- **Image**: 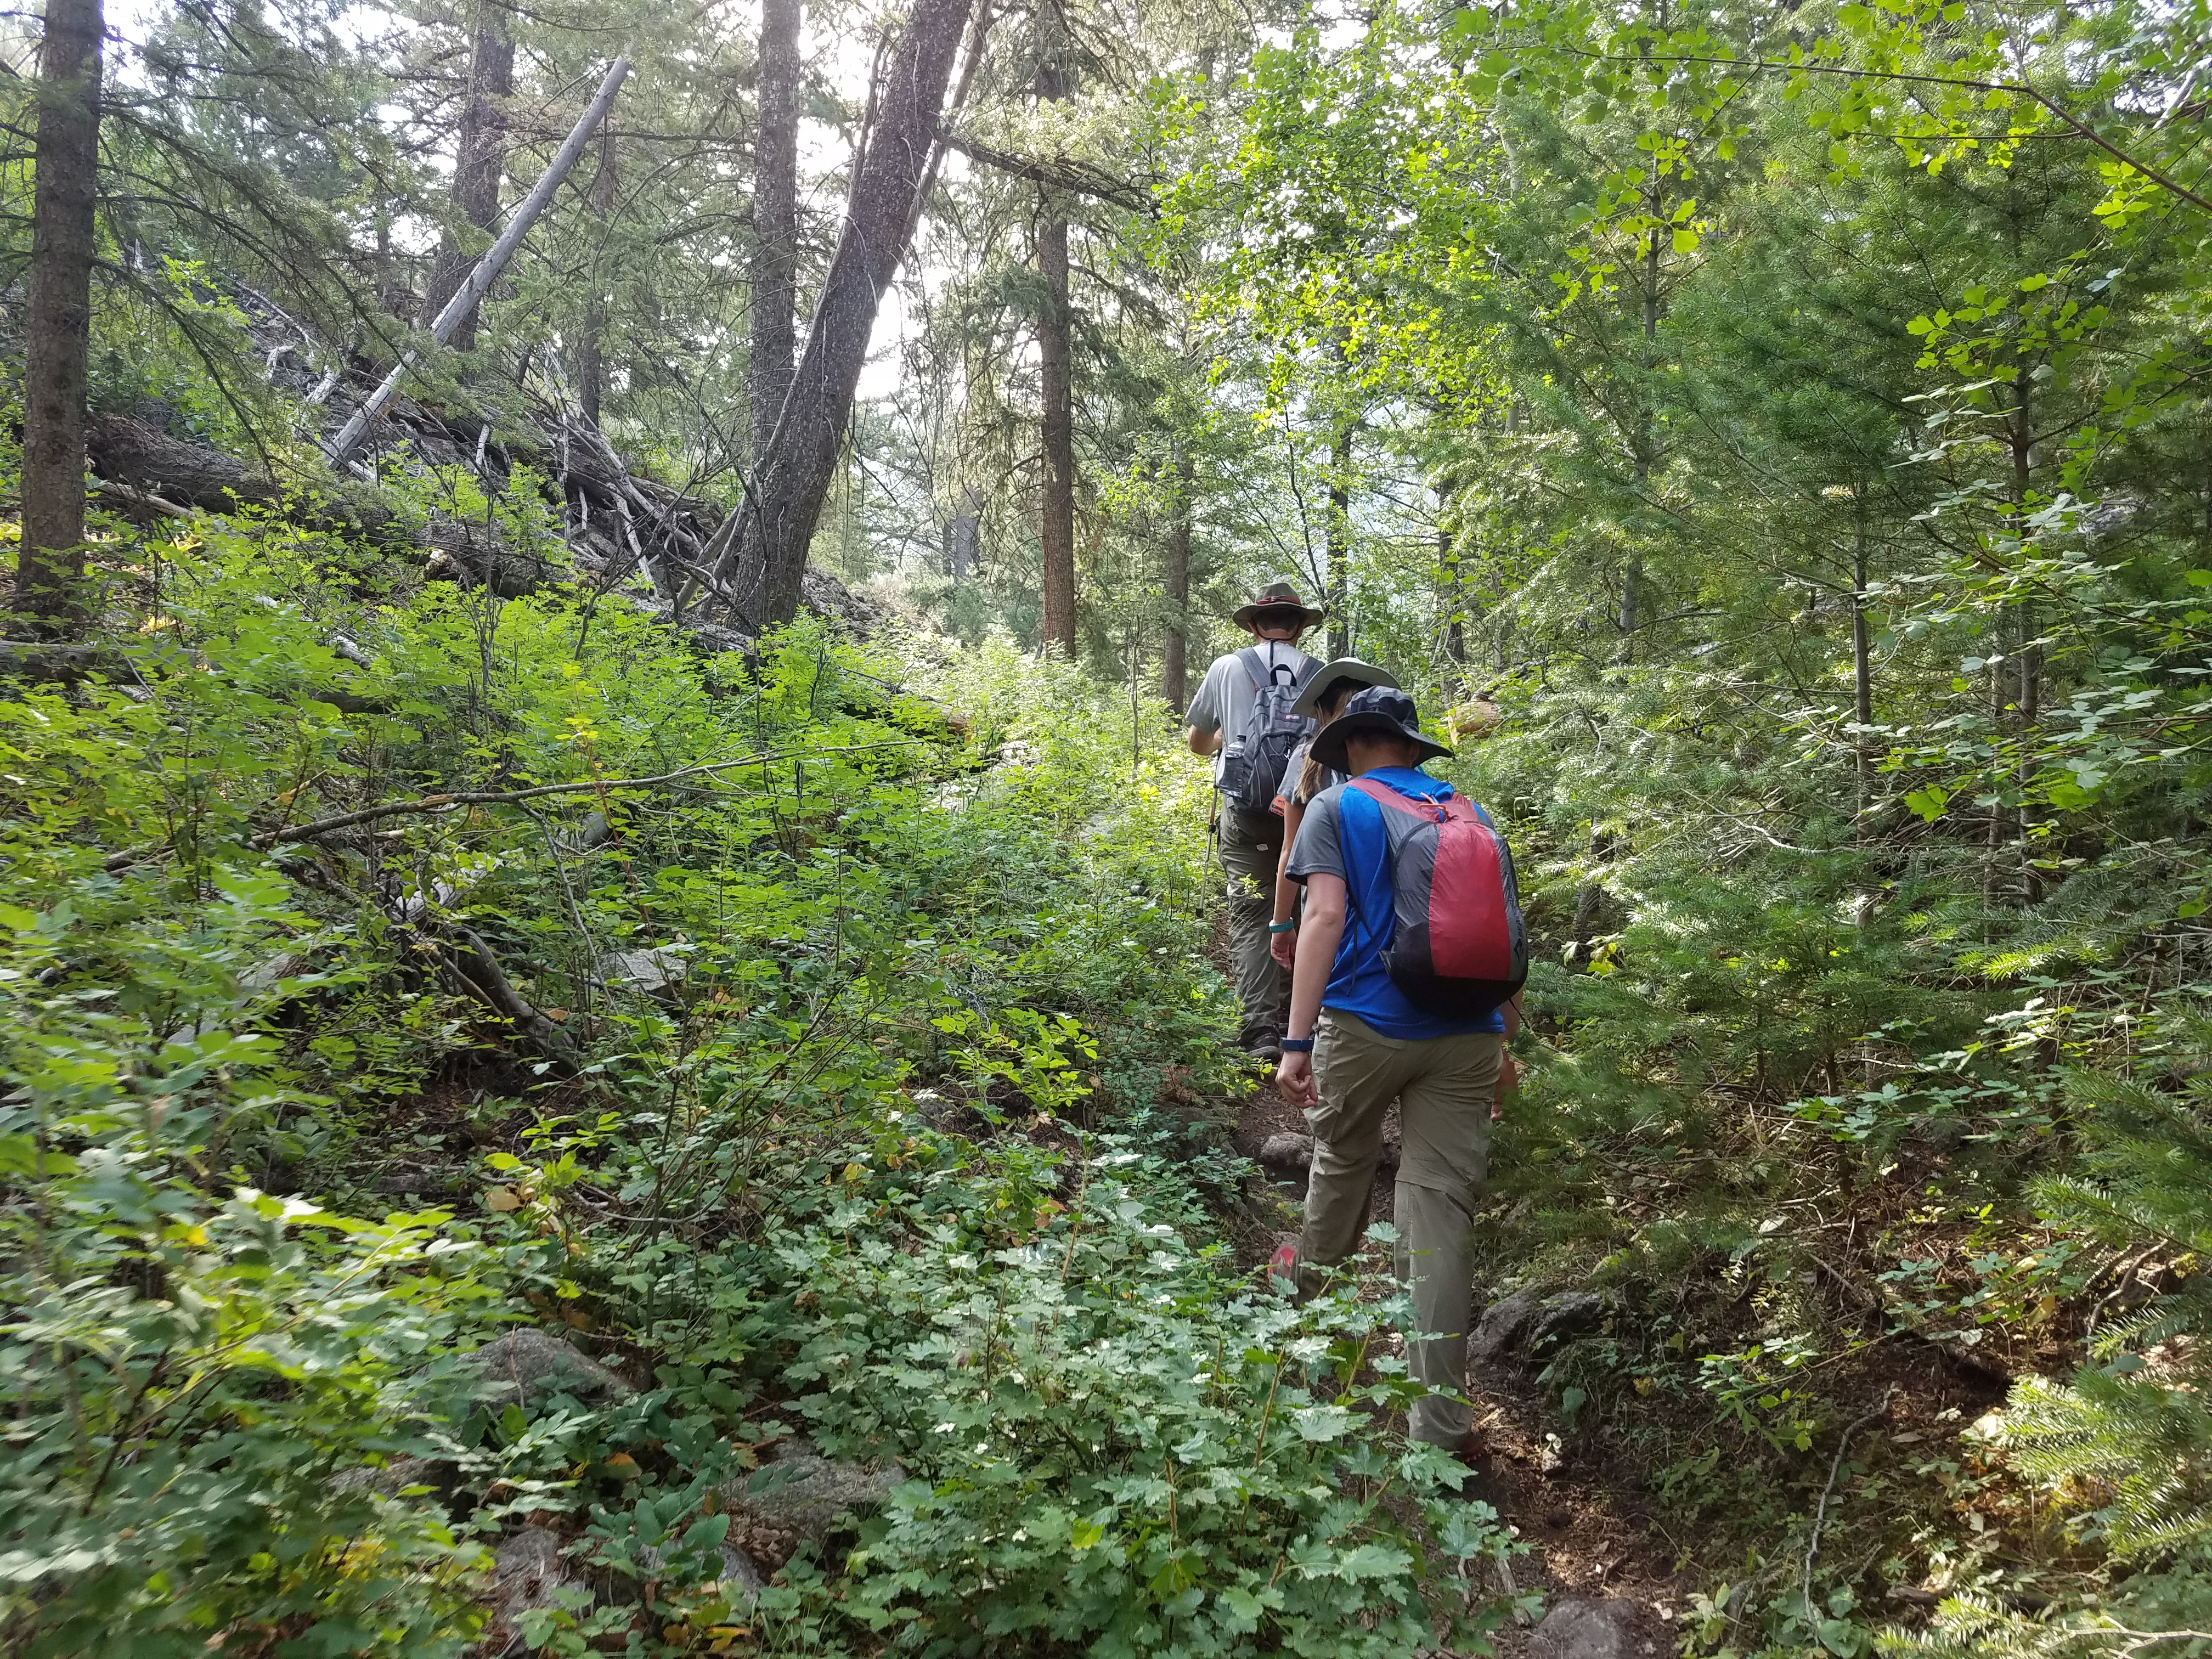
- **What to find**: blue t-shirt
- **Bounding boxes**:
[1284,766,1507,1039]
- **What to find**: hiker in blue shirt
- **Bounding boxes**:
[1272,686,1522,1468]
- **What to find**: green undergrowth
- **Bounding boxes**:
[1427,723,2212,1658]
[1,514,1515,1654]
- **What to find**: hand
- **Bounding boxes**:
[1491,1050,1518,1122]
[1269,929,1296,969]
[1275,1049,1316,1109]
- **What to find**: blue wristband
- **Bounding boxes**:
[1267,921,1296,934]
[1280,1037,1314,1053]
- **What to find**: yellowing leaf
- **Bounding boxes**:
[484,1186,521,1212]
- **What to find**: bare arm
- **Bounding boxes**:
[1272,800,1304,925]
[1186,724,1221,757]
[1274,872,1345,1109]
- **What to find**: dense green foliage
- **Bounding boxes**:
[12,0,2212,1647]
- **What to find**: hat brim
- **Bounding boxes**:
[1310,711,1454,775]
[1292,658,1401,719]
[1230,602,1325,630]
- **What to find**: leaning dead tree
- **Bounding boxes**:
[695,0,980,630]
[326,57,632,468]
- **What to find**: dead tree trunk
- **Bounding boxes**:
[750,0,802,467]
[425,0,515,354]
[1037,189,1075,653]
[708,0,976,629]
[13,0,105,634]
[1160,449,1193,712]
[577,126,617,426]
[1033,0,1076,654]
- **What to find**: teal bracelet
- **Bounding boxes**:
[1267,921,1296,934]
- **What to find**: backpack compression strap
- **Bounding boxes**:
[1348,777,1479,825]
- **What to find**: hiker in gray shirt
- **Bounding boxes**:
[1183,579,1324,1060]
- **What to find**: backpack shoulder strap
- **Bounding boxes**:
[1236,646,1268,692]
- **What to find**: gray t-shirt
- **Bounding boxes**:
[1185,643,1317,783]
[1274,735,1344,811]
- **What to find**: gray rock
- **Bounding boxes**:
[1468,1289,1545,1370]
[491,1526,584,1642]
[1531,1291,1604,1350]
[332,1453,438,1498]
[721,1440,906,1541]
[601,946,690,992]
[446,1330,634,1411]
[1530,1596,1649,1659]
[719,1544,765,1602]
[1469,1290,1605,1370]
[1256,1133,1314,1170]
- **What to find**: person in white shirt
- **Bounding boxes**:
[1182,579,1325,1059]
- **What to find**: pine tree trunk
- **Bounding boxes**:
[425,0,515,354]
[1440,483,1466,695]
[577,126,617,426]
[1326,421,1351,657]
[1160,449,1193,711]
[749,0,800,468]
[1852,506,1874,832]
[1034,31,1076,657]
[709,0,974,628]
[13,0,104,634]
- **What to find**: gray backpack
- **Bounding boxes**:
[1218,647,1315,816]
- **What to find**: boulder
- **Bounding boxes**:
[1531,1291,1604,1350]
[1469,1290,1605,1371]
[1468,1289,1544,1370]
[445,1330,634,1412]
[721,1440,906,1542]
[600,946,690,994]
[331,1452,439,1498]
[490,1526,585,1644]
[1529,1596,1650,1659]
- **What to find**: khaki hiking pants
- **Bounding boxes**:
[1218,808,1289,1046]
[1298,1009,1503,1447]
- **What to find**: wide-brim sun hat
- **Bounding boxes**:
[1229,577,1326,631]
[1308,686,1454,774]
[1292,656,1401,719]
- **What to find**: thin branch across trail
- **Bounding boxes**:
[246,737,928,848]
[98,738,927,871]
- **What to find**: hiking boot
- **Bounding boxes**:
[1245,1030,1283,1064]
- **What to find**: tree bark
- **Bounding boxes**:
[1440,483,1467,695]
[1326,421,1352,657]
[708,0,975,629]
[1160,449,1193,711]
[425,0,515,354]
[577,125,617,426]
[1852,504,1874,832]
[750,0,801,469]
[1034,25,1075,657]
[13,0,105,634]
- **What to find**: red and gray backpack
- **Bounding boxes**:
[1348,777,1527,1017]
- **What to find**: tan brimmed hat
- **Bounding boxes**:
[1293,656,1399,718]
[1229,578,1325,630]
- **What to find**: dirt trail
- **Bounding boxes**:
[1229,1074,1683,1656]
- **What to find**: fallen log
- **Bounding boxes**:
[87,415,411,549]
